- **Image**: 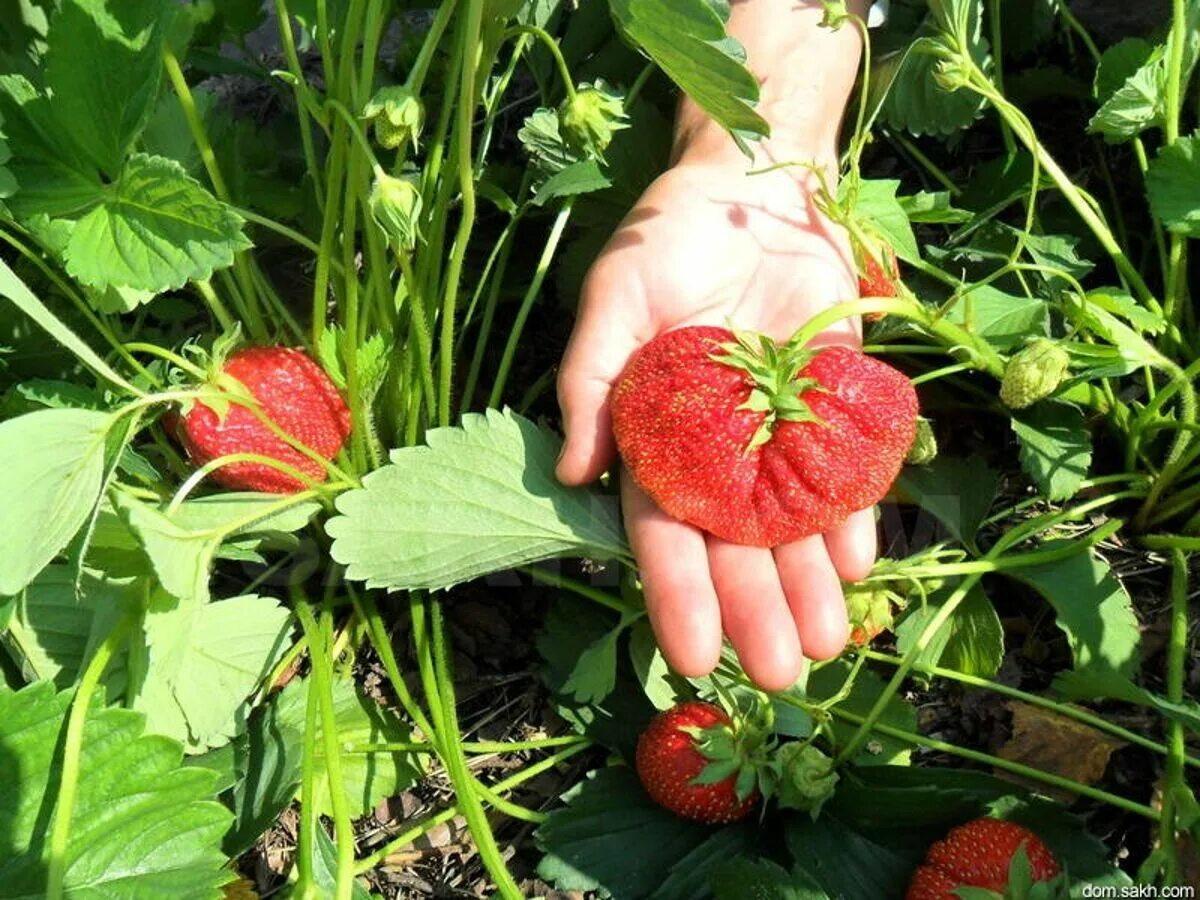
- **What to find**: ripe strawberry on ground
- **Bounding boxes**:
[612,326,918,547]
[634,701,760,824]
[906,818,1062,899]
[175,346,351,494]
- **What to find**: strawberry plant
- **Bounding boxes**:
[0,0,1198,897]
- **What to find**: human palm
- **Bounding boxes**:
[556,162,875,691]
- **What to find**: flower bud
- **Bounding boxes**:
[906,418,938,466]
[1000,339,1070,409]
[559,79,628,157]
[363,85,424,152]
[933,56,972,92]
[775,744,838,817]
[369,167,422,249]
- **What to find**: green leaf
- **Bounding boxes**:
[608,0,767,151]
[1088,52,1163,142]
[519,107,583,176]
[532,158,612,205]
[0,408,113,595]
[1005,547,1140,681]
[561,617,629,705]
[898,190,972,224]
[1147,133,1200,236]
[63,152,250,292]
[0,258,139,393]
[273,676,423,818]
[1011,403,1092,501]
[942,285,1049,351]
[883,32,989,137]
[2,565,133,687]
[629,618,679,710]
[535,765,755,898]
[846,179,920,262]
[133,592,292,751]
[784,809,924,899]
[44,0,170,175]
[895,455,999,552]
[895,585,1003,678]
[328,408,627,591]
[1093,38,1155,103]
[711,858,827,900]
[0,680,232,897]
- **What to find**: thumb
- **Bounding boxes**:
[555,262,649,485]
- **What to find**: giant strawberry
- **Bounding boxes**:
[176,346,351,494]
[906,818,1062,899]
[612,326,917,546]
[635,701,759,824]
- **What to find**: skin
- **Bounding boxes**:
[556,1,873,691]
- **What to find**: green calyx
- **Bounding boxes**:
[712,328,827,451]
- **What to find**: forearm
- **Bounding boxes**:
[674,0,869,168]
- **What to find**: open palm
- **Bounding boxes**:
[556,162,875,691]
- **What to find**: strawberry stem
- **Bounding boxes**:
[711,328,827,450]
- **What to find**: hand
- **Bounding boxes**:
[556,160,875,692]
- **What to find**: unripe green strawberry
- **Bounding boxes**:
[906,417,937,465]
[999,339,1069,409]
[369,167,422,249]
[846,587,893,645]
[559,79,628,157]
[612,326,918,547]
[363,85,423,152]
[774,744,838,816]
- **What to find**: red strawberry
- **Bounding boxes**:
[177,346,351,494]
[858,244,900,299]
[906,818,1061,899]
[635,701,758,824]
[611,326,917,547]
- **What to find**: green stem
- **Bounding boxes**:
[1161,550,1189,882]
[828,707,1159,820]
[428,600,522,898]
[352,740,591,875]
[504,25,577,101]
[859,649,1200,768]
[45,613,134,900]
[273,0,324,206]
[193,280,237,333]
[346,734,588,755]
[489,200,574,406]
[521,566,638,613]
[296,653,321,899]
[437,0,485,425]
[405,0,458,94]
[295,601,356,900]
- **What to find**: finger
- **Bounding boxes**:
[774,536,851,661]
[556,260,651,485]
[623,474,723,677]
[707,537,803,691]
[824,506,878,583]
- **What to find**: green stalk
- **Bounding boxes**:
[295,602,356,900]
[503,25,577,101]
[45,613,134,900]
[295,657,321,899]
[347,734,588,755]
[1160,550,1189,882]
[428,599,523,898]
[352,740,591,874]
[405,0,458,94]
[860,649,1200,768]
[488,200,574,406]
[273,0,324,206]
[437,0,486,425]
[1163,0,1191,332]
[828,707,1159,820]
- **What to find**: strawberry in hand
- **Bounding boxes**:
[174,346,351,494]
[612,326,918,548]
